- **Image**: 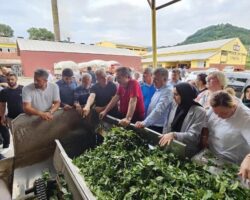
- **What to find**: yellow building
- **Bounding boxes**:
[0,37,17,53]
[142,38,248,70]
[96,41,148,56]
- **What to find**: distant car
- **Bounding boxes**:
[223,66,235,72]
[225,72,250,97]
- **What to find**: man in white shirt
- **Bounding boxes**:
[22,69,60,121]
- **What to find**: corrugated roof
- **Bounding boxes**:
[17,39,138,57]
[142,52,217,63]
[146,38,236,55]
[0,37,16,44]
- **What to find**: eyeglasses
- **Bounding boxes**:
[173,92,179,97]
[206,76,218,82]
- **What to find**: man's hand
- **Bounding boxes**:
[119,118,131,127]
[159,132,175,146]
[238,154,250,180]
[82,107,90,118]
[99,110,107,120]
[75,104,83,115]
[135,121,145,128]
[39,112,53,121]
[63,104,73,111]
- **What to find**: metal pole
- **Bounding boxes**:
[151,0,157,68]
[51,0,61,42]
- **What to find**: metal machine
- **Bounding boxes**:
[0,110,185,200]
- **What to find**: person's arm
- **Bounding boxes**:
[160,107,206,146]
[84,93,96,110]
[99,95,120,119]
[119,97,137,127]
[23,102,52,120]
[0,102,6,118]
[23,102,43,116]
[49,100,60,114]
[238,153,250,180]
[173,107,206,145]
[143,89,172,127]
[125,97,137,121]
[0,102,6,124]
[82,93,96,117]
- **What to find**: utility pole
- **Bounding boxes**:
[51,0,61,42]
[147,0,181,68]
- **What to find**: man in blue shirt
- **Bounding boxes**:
[135,68,173,133]
[74,73,92,114]
[56,68,77,110]
[140,67,155,115]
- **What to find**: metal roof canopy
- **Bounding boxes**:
[147,0,181,67]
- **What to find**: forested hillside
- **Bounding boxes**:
[179,23,250,46]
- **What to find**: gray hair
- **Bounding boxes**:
[143,67,153,75]
[34,69,49,80]
[82,73,92,80]
[116,66,132,78]
[208,71,227,89]
[153,67,169,81]
[95,68,107,78]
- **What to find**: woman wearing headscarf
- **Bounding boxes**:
[159,82,206,157]
[242,85,250,108]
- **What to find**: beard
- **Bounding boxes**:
[8,82,17,88]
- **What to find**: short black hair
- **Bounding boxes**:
[197,73,207,85]
[62,68,73,77]
[172,68,180,74]
[7,72,17,78]
[87,66,92,71]
[34,69,49,80]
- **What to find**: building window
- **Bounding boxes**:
[221,50,228,56]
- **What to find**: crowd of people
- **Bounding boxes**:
[0,65,249,180]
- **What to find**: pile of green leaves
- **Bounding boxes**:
[73,127,250,200]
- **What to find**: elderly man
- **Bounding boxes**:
[168,68,181,88]
[56,68,77,110]
[140,67,155,114]
[100,67,145,126]
[74,73,92,114]
[135,68,172,133]
[82,68,118,117]
[22,69,60,120]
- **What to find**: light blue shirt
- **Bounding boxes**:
[143,85,173,127]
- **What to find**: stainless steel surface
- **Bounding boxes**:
[12,158,56,199]
[54,140,96,200]
[12,109,91,167]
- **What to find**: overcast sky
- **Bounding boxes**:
[0,0,250,47]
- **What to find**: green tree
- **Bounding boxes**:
[0,23,14,37]
[27,27,54,41]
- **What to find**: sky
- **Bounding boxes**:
[0,0,250,47]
